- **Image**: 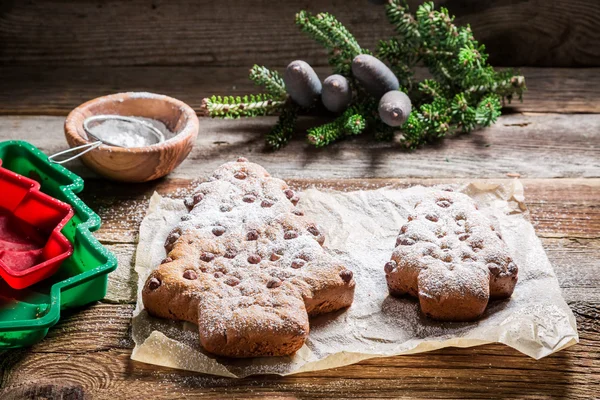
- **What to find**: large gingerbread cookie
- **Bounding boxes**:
[142,159,355,357]
[384,189,518,321]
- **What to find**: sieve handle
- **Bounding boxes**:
[48,141,103,165]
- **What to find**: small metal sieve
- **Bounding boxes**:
[49,115,166,165]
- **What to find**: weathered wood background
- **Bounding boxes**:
[1,67,599,116]
[1,0,599,68]
[1,0,600,398]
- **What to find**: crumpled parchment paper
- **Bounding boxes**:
[131,180,578,377]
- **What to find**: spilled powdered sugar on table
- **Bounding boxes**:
[131,180,578,377]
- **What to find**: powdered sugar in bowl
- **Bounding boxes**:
[64,92,199,182]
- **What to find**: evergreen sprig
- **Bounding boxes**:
[202,1,527,150]
[202,94,285,118]
[266,103,299,149]
[450,93,477,132]
[296,10,366,76]
[249,65,288,99]
[379,0,525,147]
[475,94,502,126]
[307,106,367,147]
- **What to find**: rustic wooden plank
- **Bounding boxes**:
[544,238,600,289]
[1,0,598,67]
[1,114,599,182]
[1,300,598,399]
[0,67,598,115]
[104,244,138,304]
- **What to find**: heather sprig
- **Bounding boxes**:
[295,10,366,76]
[249,65,287,99]
[265,103,299,150]
[202,94,285,118]
[307,106,367,147]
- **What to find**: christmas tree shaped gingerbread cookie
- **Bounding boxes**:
[384,189,518,321]
[143,158,355,357]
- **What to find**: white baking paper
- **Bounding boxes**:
[131,180,578,377]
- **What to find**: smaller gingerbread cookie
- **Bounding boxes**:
[384,189,518,321]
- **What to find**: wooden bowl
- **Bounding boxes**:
[64,92,199,182]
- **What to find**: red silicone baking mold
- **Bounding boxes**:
[0,159,74,289]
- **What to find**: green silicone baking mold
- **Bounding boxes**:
[0,140,117,348]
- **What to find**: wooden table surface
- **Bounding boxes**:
[0,66,599,399]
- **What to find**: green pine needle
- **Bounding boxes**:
[295,10,336,50]
[249,65,288,99]
[450,93,477,132]
[202,94,285,118]
[344,114,367,135]
[307,108,366,147]
[296,10,366,76]
[384,0,525,144]
[266,105,299,150]
[374,122,396,142]
[475,94,502,126]
[386,0,420,41]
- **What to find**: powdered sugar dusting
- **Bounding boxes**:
[87,117,174,148]
[132,180,578,377]
[141,159,353,358]
[386,189,518,320]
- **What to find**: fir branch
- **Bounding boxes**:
[249,65,288,99]
[295,10,336,50]
[450,92,477,132]
[307,107,366,147]
[266,104,299,150]
[415,2,458,49]
[296,11,362,55]
[420,97,452,139]
[386,0,421,42]
[475,94,502,126]
[458,41,488,70]
[315,12,362,56]
[400,97,452,148]
[202,94,285,118]
[401,112,426,148]
[382,0,525,145]
[344,114,367,135]
[418,79,446,100]
[469,70,527,103]
[296,10,365,76]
